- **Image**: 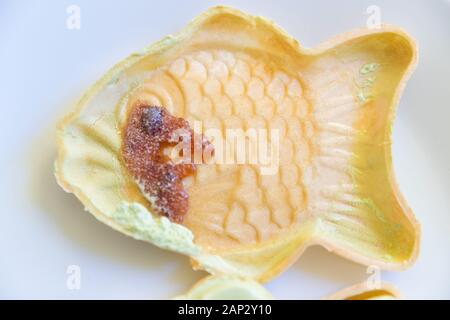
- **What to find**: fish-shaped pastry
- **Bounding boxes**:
[55,6,420,281]
[325,281,401,300]
[175,275,273,300]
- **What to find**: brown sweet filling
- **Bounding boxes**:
[122,104,212,223]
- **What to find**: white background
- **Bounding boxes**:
[0,0,449,299]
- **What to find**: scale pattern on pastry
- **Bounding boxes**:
[56,6,420,281]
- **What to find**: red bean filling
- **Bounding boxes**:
[122,104,211,223]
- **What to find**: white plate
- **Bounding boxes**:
[1,0,449,299]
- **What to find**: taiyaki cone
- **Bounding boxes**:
[55,6,420,281]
